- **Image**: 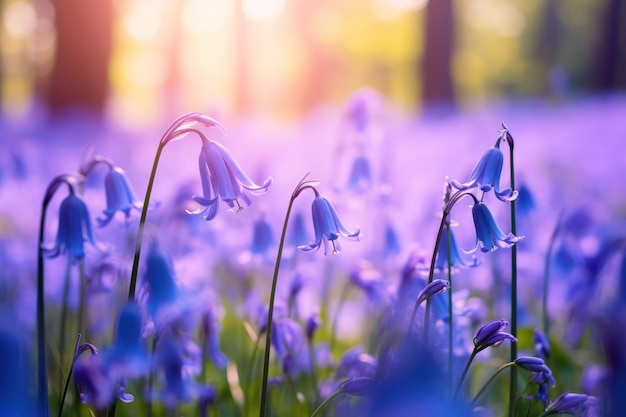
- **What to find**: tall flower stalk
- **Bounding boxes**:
[259,174,318,417]
[501,124,518,416]
[37,174,84,417]
[126,113,227,301]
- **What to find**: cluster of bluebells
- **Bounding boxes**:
[1,96,623,417]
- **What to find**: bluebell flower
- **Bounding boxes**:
[382,222,402,258]
[0,319,36,416]
[473,319,517,352]
[97,166,142,227]
[450,139,517,202]
[141,241,180,323]
[470,202,523,252]
[346,154,372,193]
[529,370,556,403]
[271,317,311,377]
[306,310,321,340]
[343,87,380,132]
[416,279,450,306]
[545,392,593,415]
[434,227,478,272]
[250,215,274,256]
[298,195,362,255]
[534,328,551,359]
[189,137,272,221]
[43,192,99,260]
[153,329,212,409]
[335,346,378,380]
[289,212,309,247]
[515,356,552,374]
[349,261,390,305]
[201,305,228,369]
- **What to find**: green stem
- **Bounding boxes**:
[310,390,342,417]
[128,142,165,301]
[259,193,297,417]
[243,331,262,417]
[454,349,477,399]
[472,362,516,405]
[507,132,518,417]
[57,334,81,417]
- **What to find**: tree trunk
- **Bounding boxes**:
[420,0,456,110]
[592,0,626,92]
[45,0,114,118]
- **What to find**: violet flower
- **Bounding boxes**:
[474,319,517,352]
[43,192,99,260]
[346,154,372,193]
[545,392,593,415]
[298,195,362,255]
[450,139,517,202]
[189,137,272,221]
[515,356,552,374]
[416,279,450,306]
[97,166,142,227]
[470,202,523,253]
[433,227,478,272]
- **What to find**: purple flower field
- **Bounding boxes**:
[1,91,626,417]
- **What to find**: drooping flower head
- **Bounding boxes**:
[433,227,478,272]
[473,319,517,352]
[189,135,272,221]
[44,191,99,261]
[298,193,362,255]
[470,201,523,253]
[346,154,373,193]
[97,166,142,227]
[449,136,517,202]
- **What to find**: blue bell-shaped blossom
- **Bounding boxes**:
[97,166,142,227]
[450,141,517,202]
[44,193,99,260]
[298,195,362,255]
[470,202,523,253]
[432,227,478,273]
[142,242,180,324]
[346,154,372,193]
[250,216,274,256]
[189,137,272,221]
[271,317,311,378]
[201,305,228,369]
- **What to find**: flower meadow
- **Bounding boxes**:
[1,91,626,417]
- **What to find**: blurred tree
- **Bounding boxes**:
[591,0,626,92]
[45,0,113,117]
[420,0,456,109]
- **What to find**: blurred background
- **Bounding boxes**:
[0,0,624,126]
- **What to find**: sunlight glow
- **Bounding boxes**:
[182,0,234,33]
[124,2,162,42]
[242,0,286,23]
[3,1,36,39]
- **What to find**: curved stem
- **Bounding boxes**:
[128,141,165,301]
[310,390,342,417]
[455,348,477,399]
[406,192,475,341]
[57,334,81,417]
[259,191,298,417]
[471,362,516,405]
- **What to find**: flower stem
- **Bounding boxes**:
[472,362,516,405]
[454,348,477,399]
[446,222,454,397]
[310,390,342,417]
[57,334,81,417]
[128,141,165,301]
[506,130,518,417]
[38,175,78,417]
[259,191,297,417]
